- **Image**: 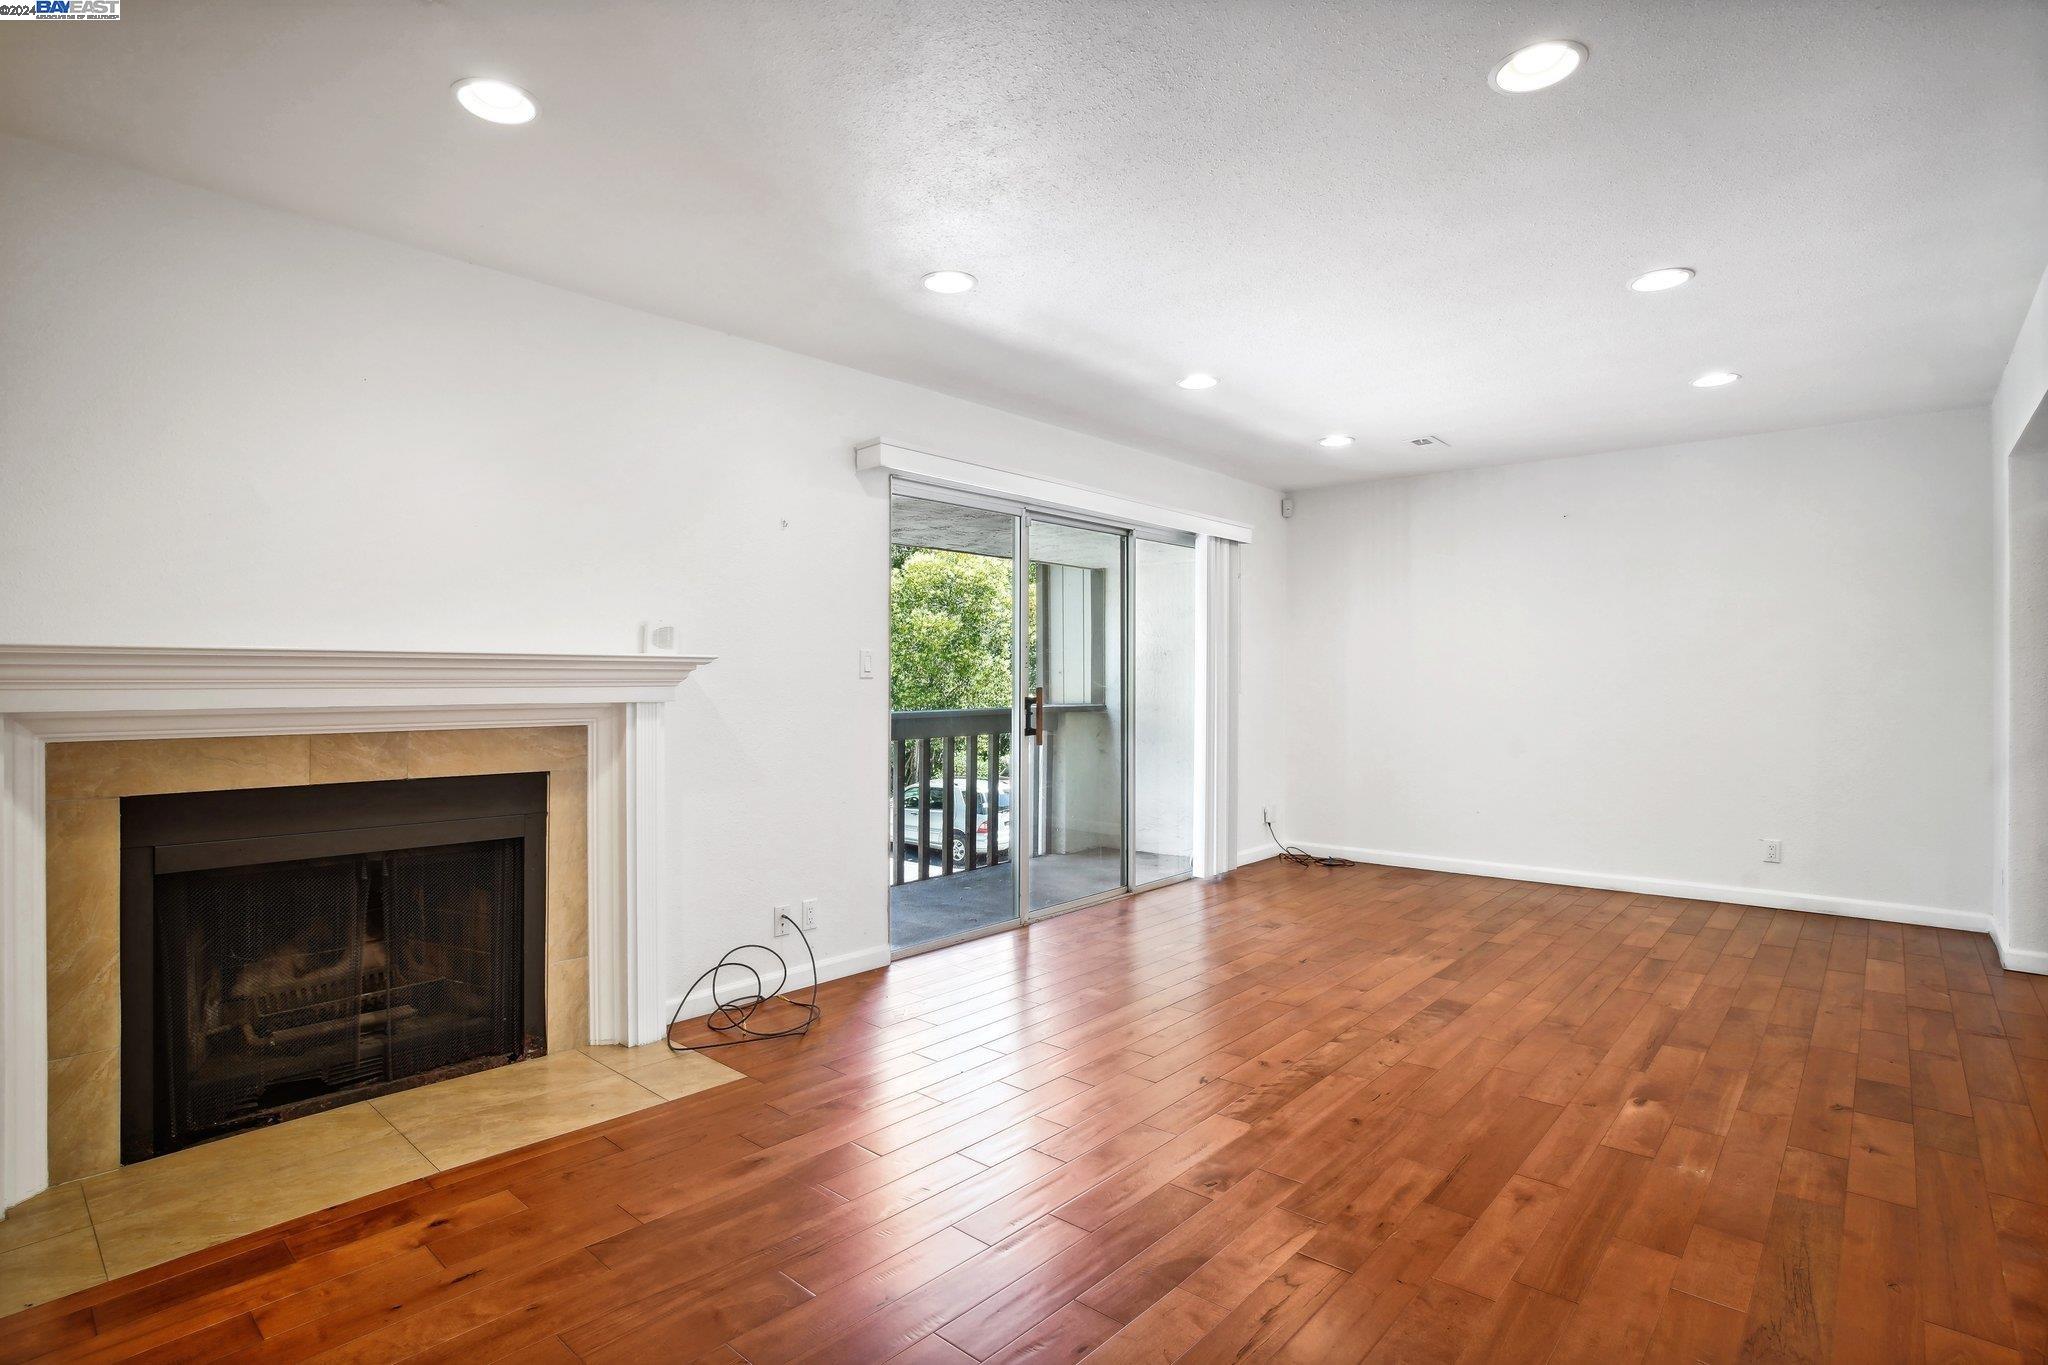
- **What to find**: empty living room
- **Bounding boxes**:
[2,2,2046,1362]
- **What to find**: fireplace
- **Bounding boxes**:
[118,772,548,1163]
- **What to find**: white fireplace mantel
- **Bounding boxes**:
[0,644,711,1213]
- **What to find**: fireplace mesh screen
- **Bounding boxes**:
[385,842,525,1081]
[153,838,523,1150]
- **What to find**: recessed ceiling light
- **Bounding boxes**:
[453,78,538,125]
[1489,40,1587,94]
[1630,267,1695,293]
[1177,373,1218,390]
[1691,370,1741,388]
[922,270,976,294]
[1318,434,1355,448]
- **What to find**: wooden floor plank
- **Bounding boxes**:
[10,856,2048,1363]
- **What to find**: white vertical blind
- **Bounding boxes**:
[1194,536,1240,877]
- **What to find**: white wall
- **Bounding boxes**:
[1285,409,1995,927]
[0,136,1289,1006]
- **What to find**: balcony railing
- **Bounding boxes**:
[890,707,1010,885]
[889,703,1111,887]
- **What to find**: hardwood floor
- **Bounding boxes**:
[6,855,2048,1362]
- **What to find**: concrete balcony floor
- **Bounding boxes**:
[889,848,1189,951]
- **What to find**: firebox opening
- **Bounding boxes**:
[119,772,549,1164]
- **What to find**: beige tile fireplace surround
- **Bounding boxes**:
[42,725,593,1186]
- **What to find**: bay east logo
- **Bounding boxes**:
[0,0,121,17]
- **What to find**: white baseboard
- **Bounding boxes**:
[662,943,892,1032]
[1292,841,1992,936]
[1993,932,2048,974]
[1235,846,1277,869]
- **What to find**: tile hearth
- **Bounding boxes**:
[0,1041,738,1314]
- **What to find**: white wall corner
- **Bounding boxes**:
[1994,265,2048,465]
[1994,265,2048,977]
[1994,934,2048,975]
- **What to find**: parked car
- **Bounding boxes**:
[898,778,1012,869]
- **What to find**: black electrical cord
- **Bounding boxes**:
[665,913,824,1053]
[1267,815,1357,869]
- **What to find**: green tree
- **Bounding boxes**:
[889,549,1013,712]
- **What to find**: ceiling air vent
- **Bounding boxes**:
[1408,435,1449,448]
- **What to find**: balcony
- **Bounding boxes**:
[888,706,1187,951]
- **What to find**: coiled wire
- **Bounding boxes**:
[665,913,823,1052]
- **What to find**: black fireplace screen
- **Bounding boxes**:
[153,840,524,1152]
[121,772,548,1163]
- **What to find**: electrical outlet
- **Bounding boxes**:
[802,898,818,931]
[1762,838,1783,865]
[773,904,791,937]
[1262,805,1273,825]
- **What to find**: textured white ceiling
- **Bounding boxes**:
[1,1,2042,488]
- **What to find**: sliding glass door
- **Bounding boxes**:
[887,483,1198,954]
[1025,517,1127,915]
[887,490,1023,953]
